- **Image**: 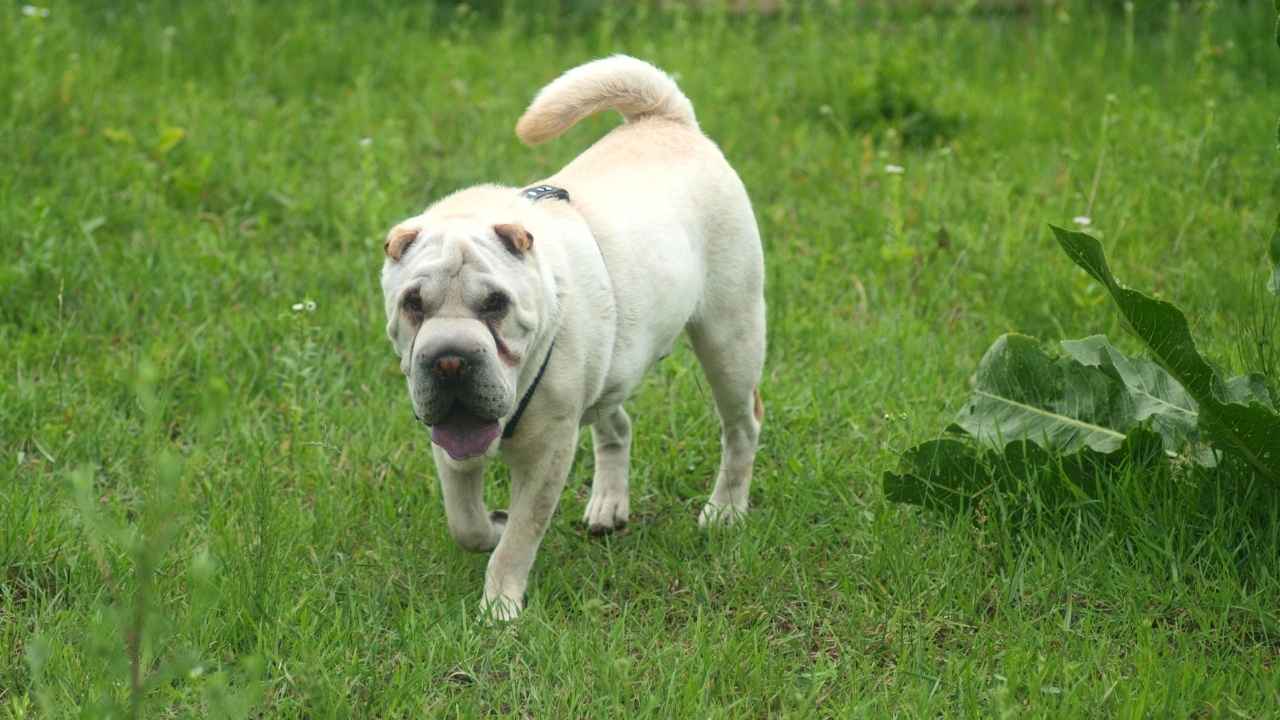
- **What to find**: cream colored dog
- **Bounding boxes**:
[379,55,766,620]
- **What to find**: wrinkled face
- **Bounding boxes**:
[381,216,544,461]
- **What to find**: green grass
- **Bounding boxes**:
[3,1,1279,716]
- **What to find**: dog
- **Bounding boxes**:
[379,55,766,620]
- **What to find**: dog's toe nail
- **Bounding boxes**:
[490,510,508,523]
[588,523,612,537]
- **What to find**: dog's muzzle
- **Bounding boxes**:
[411,343,509,461]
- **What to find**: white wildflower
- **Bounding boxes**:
[291,300,317,313]
[359,137,373,148]
[21,5,51,17]
[1073,216,1091,227]
[884,164,905,175]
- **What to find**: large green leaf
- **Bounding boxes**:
[883,429,1165,516]
[952,333,1205,458]
[1059,335,1199,453]
[1052,226,1280,481]
[952,334,1130,454]
[883,439,991,515]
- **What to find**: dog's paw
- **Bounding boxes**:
[480,592,523,623]
[583,494,629,536]
[698,501,747,529]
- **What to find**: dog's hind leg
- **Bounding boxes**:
[584,405,632,535]
[433,447,505,552]
[687,296,766,528]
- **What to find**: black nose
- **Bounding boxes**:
[430,353,468,381]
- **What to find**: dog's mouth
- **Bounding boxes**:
[429,406,501,461]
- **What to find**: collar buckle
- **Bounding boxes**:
[521,185,570,203]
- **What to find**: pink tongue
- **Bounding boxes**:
[431,412,501,460]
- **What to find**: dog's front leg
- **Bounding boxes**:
[482,421,577,621]
[433,446,505,553]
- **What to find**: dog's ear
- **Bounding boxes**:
[493,223,534,256]
[384,225,420,262]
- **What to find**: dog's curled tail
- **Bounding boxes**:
[515,55,697,146]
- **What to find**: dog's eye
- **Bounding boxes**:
[402,292,425,318]
[480,292,510,316]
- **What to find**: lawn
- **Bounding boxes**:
[3,0,1279,716]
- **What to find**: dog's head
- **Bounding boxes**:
[380,197,552,461]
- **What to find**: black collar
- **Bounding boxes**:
[502,340,555,439]
[521,184,570,203]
